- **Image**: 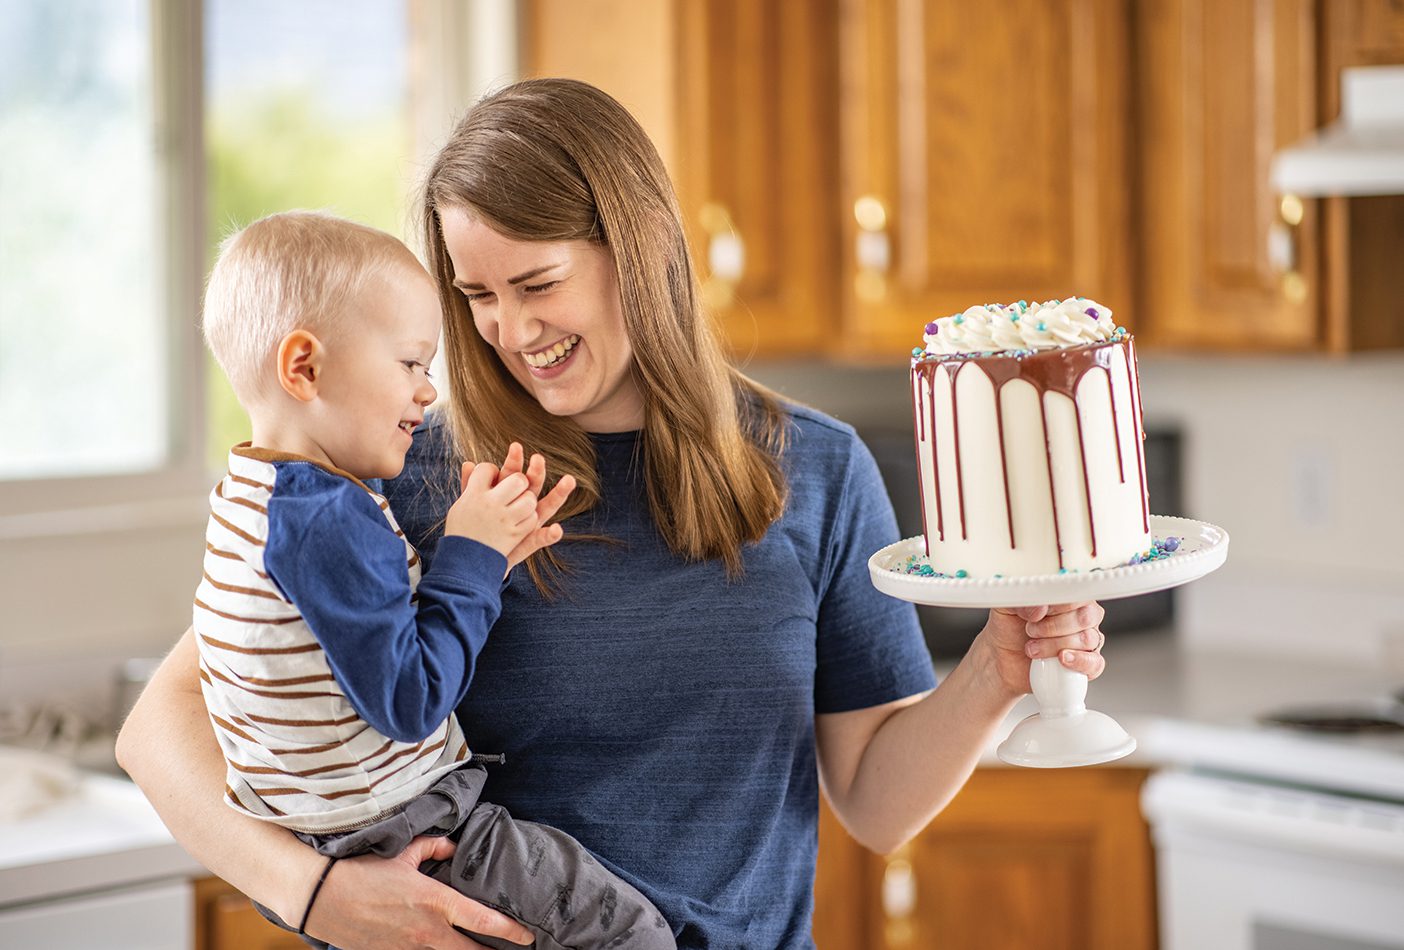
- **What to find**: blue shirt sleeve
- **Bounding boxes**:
[813,431,936,714]
[263,468,508,742]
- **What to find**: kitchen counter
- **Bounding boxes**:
[0,765,204,909]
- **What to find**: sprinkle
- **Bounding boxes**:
[1130,553,1143,565]
[955,569,968,578]
[1162,537,1180,552]
[1018,300,1028,310]
[924,321,939,335]
[1058,568,1068,574]
[1085,307,1099,319]
[912,347,924,358]
[954,314,965,325]
[1036,321,1047,332]
[1011,313,1020,323]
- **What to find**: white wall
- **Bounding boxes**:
[1138,353,1404,665]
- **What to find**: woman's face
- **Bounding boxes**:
[439,207,644,433]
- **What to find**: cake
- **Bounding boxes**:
[909,298,1150,578]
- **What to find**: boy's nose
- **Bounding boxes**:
[417,377,437,406]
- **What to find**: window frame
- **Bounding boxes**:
[0,0,515,539]
[0,0,208,533]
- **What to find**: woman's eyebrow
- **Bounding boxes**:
[453,263,564,291]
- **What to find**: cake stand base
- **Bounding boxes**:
[997,709,1137,768]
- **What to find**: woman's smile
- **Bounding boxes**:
[522,333,581,370]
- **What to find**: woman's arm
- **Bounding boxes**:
[115,628,532,949]
[815,603,1106,855]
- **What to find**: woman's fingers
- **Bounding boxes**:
[1016,601,1108,682]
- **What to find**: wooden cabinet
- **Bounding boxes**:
[814,768,1156,950]
[837,0,1134,356]
[526,0,1403,361]
[675,0,843,358]
[194,877,307,950]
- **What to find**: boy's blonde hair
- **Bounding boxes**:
[203,210,418,404]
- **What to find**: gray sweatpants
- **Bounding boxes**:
[255,764,675,950]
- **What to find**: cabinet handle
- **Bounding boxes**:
[1268,193,1307,305]
[881,846,916,946]
[699,202,744,309]
[854,195,891,302]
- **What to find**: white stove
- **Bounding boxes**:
[1139,690,1404,950]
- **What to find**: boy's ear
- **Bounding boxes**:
[275,330,325,402]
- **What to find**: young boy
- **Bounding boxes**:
[195,211,674,950]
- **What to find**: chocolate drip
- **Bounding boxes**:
[1074,400,1097,557]
[1105,369,1126,483]
[994,391,1015,548]
[1037,395,1066,569]
[910,366,931,554]
[911,339,1147,567]
[949,368,968,540]
[1126,339,1150,532]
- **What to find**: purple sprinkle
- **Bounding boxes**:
[1085,307,1099,319]
[924,321,940,335]
[1163,537,1180,552]
[1130,553,1143,565]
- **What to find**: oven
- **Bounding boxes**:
[1141,700,1404,950]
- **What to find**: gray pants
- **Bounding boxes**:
[256,764,675,950]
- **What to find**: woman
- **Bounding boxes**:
[117,78,1107,949]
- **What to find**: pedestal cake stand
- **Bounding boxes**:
[869,515,1229,768]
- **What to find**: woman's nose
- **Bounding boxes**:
[495,298,539,352]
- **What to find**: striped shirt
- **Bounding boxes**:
[194,444,507,833]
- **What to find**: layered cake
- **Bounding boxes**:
[910,298,1150,578]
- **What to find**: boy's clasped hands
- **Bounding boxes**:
[450,441,577,573]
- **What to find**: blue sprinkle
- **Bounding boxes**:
[1011,313,1020,323]
[954,314,965,325]
[955,569,968,578]
[912,347,924,358]
[1058,568,1068,574]
[1130,554,1143,565]
[1037,321,1047,332]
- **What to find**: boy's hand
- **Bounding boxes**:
[496,444,577,572]
[444,445,539,558]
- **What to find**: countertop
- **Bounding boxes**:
[0,768,205,909]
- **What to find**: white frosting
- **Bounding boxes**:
[921,298,1119,357]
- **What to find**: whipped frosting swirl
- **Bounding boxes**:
[920,298,1122,357]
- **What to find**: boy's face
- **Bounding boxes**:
[312,262,441,481]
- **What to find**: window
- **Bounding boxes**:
[204,0,415,466]
[0,0,512,523]
[0,0,167,480]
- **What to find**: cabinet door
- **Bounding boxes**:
[839,0,1134,356]
[874,768,1156,950]
[1136,0,1322,350]
[195,877,308,950]
[675,0,842,358]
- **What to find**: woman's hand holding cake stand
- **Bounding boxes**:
[984,602,1108,699]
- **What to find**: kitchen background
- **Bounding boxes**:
[2,1,1403,949]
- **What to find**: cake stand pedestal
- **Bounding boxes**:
[868,515,1229,768]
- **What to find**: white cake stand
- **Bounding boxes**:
[868,515,1229,768]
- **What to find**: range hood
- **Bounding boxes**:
[1271,66,1404,197]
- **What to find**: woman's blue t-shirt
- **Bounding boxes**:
[382,403,935,949]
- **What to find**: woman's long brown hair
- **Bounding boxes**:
[420,78,788,595]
